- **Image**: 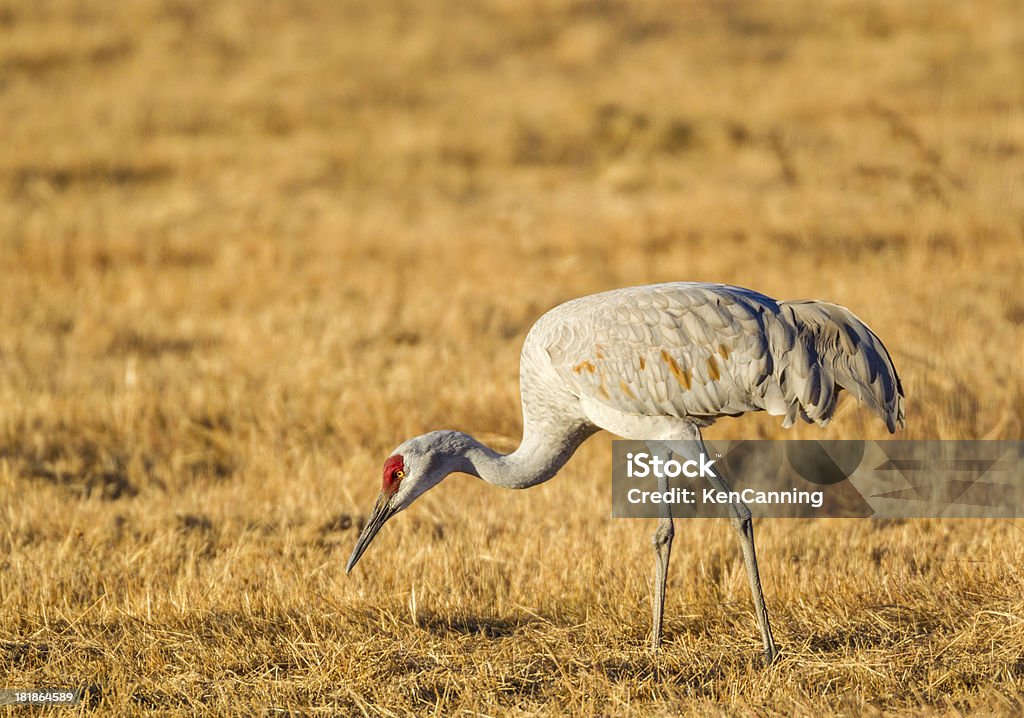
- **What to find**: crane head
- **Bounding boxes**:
[345,432,462,574]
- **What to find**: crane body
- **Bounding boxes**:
[346,282,905,663]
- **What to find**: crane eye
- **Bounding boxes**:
[394,469,405,479]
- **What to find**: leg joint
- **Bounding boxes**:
[732,514,752,536]
[732,501,752,523]
[652,521,675,548]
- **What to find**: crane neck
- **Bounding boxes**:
[455,421,595,490]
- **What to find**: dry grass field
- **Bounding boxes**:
[1,0,1023,714]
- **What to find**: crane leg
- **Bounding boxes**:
[701,450,778,665]
[650,463,674,654]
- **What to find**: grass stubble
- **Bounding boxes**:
[1,0,1023,714]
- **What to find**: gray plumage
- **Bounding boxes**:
[535,282,904,436]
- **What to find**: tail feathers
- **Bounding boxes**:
[780,300,905,433]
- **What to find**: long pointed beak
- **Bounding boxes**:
[346,493,396,574]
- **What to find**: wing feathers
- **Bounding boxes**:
[536,283,905,432]
[779,300,905,432]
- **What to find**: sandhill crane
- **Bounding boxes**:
[346,282,905,663]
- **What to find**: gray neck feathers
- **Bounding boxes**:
[441,423,594,490]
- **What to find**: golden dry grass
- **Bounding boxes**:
[1,0,1024,714]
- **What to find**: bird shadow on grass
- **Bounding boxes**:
[0,641,51,670]
[416,613,537,639]
[594,655,739,698]
[804,607,941,655]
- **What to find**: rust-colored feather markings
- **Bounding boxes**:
[540,283,905,435]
